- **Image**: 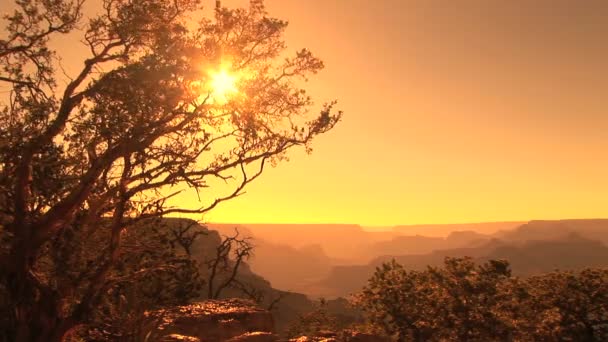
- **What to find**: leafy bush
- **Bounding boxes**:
[354,257,608,341]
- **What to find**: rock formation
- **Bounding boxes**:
[143,299,275,342]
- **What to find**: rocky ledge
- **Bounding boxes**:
[143,299,276,342]
[142,299,389,342]
[289,330,391,342]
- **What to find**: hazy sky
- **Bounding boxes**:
[203,0,608,226]
[3,0,608,225]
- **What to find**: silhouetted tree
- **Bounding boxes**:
[0,0,341,340]
[200,228,288,313]
[231,278,286,311]
[205,229,253,299]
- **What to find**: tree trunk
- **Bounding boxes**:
[12,296,74,342]
[6,239,74,342]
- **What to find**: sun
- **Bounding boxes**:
[208,67,239,103]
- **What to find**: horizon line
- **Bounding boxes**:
[203,218,608,227]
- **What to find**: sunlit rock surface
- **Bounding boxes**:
[226,331,277,341]
[289,330,390,342]
[163,334,202,341]
[144,299,275,341]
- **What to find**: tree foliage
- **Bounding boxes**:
[79,219,205,340]
[354,257,608,341]
[0,0,341,340]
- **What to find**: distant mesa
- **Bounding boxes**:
[207,220,608,298]
[310,219,608,297]
[391,221,526,237]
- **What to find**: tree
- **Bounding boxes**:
[203,228,286,310]
[354,257,608,341]
[204,228,253,300]
[0,0,342,340]
[353,257,513,341]
[80,218,206,340]
[497,269,608,341]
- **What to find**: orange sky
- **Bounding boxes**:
[199,0,608,226]
[3,0,608,226]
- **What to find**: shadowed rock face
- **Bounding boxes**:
[144,299,275,342]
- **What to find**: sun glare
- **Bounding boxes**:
[208,67,239,103]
